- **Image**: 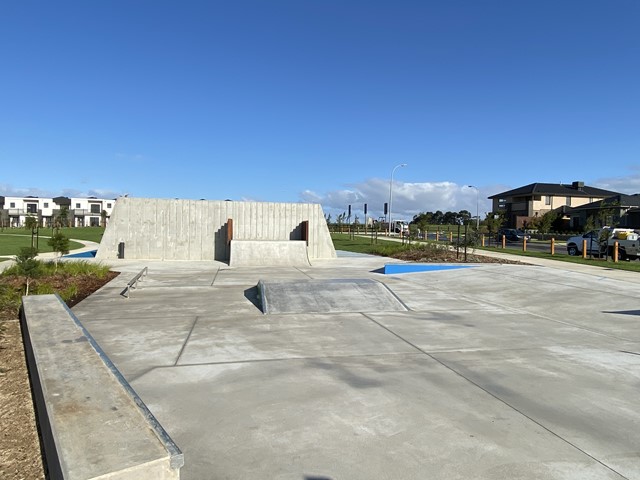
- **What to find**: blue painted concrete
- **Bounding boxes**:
[64,250,97,258]
[384,264,474,274]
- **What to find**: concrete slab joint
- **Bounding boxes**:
[21,294,183,480]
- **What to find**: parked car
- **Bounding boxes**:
[566,228,640,260]
[566,230,601,256]
[496,228,531,242]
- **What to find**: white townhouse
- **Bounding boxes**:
[0,195,116,227]
[69,197,116,227]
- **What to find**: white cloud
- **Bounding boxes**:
[593,167,640,195]
[0,183,54,197]
[300,178,495,221]
[0,183,123,199]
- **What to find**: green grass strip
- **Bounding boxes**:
[0,234,84,256]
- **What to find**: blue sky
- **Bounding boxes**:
[1,1,639,222]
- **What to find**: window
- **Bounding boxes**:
[44,202,49,208]
[26,204,37,213]
[90,217,100,226]
[545,196,551,205]
[566,197,571,206]
[90,204,100,213]
[75,203,81,208]
[107,203,112,208]
[9,202,15,208]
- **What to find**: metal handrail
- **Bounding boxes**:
[121,267,148,298]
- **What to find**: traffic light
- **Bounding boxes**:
[348,205,351,217]
[384,203,388,215]
[364,203,368,215]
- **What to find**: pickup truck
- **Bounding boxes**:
[566,228,640,260]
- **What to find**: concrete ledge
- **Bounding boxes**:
[21,294,183,480]
[230,240,311,267]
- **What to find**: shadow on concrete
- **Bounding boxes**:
[307,359,382,389]
[243,286,263,312]
[370,267,385,274]
[603,310,640,316]
[305,476,333,480]
[214,223,230,262]
[290,223,303,240]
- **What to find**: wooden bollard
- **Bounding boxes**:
[523,237,527,252]
[550,238,555,255]
[501,235,506,249]
[481,234,485,247]
[582,239,587,259]
[614,241,619,263]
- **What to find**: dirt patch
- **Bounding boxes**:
[0,320,44,480]
[0,271,118,479]
[390,246,526,264]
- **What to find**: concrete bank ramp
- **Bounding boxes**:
[230,240,311,267]
[258,278,407,314]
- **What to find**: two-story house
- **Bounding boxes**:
[0,196,60,227]
[566,193,640,230]
[69,197,115,227]
[0,195,116,227]
[488,181,620,229]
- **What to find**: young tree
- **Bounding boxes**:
[57,206,69,229]
[101,209,108,228]
[15,247,40,296]
[24,215,38,247]
[532,211,558,239]
[584,215,596,233]
[595,200,619,228]
[48,232,70,271]
[485,211,506,239]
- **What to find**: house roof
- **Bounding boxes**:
[488,182,620,199]
[567,194,640,213]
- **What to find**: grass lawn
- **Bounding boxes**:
[331,233,402,254]
[332,233,640,272]
[0,233,84,256]
[477,246,640,272]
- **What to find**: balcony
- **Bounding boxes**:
[6,209,40,216]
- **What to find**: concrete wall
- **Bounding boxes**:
[96,197,337,261]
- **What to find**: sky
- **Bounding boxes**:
[1,1,639,222]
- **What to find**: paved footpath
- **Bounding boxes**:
[70,253,640,480]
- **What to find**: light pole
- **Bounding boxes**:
[468,185,479,229]
[388,163,407,236]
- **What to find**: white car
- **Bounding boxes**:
[566,231,601,256]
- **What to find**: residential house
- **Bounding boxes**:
[0,195,116,227]
[566,194,640,230]
[489,181,620,229]
[0,196,59,227]
[69,197,115,227]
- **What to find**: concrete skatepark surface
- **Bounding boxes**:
[70,254,640,479]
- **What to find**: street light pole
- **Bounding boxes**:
[389,163,407,236]
[468,185,479,229]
